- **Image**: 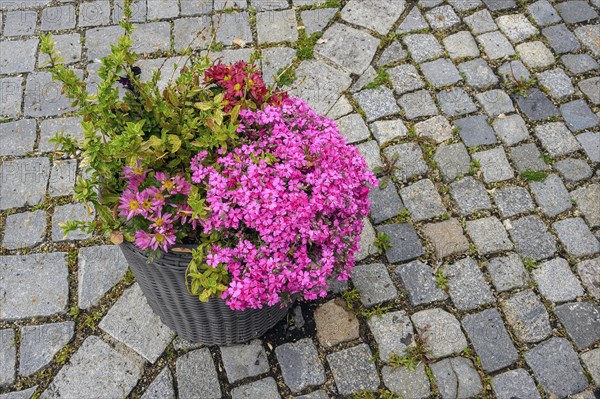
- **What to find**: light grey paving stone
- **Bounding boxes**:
[377,41,408,67]
[256,9,297,44]
[533,258,584,302]
[173,17,211,52]
[113,0,147,21]
[383,143,429,182]
[498,60,531,83]
[425,5,460,30]
[85,25,124,59]
[314,23,378,75]
[78,245,128,309]
[577,258,600,299]
[493,114,528,146]
[542,24,580,54]
[39,116,83,152]
[486,253,528,292]
[510,143,548,173]
[146,0,178,19]
[0,119,36,156]
[352,263,397,307]
[337,114,370,144]
[351,66,377,93]
[327,96,353,120]
[581,349,600,385]
[301,8,336,36]
[476,89,514,117]
[275,339,325,393]
[368,311,414,361]
[420,59,462,88]
[290,60,352,115]
[176,348,221,399]
[578,77,600,104]
[213,12,252,46]
[0,0,51,10]
[423,219,470,259]
[577,132,600,163]
[534,122,580,157]
[0,253,68,320]
[341,0,406,34]
[562,54,599,75]
[473,147,514,183]
[434,142,471,181]
[19,322,74,377]
[492,369,541,399]
[466,217,513,255]
[214,0,247,8]
[171,336,202,351]
[430,357,482,399]
[0,329,15,386]
[507,215,556,261]
[516,41,554,69]
[529,174,571,217]
[560,100,599,132]
[437,88,477,117]
[41,336,143,399]
[3,10,36,36]
[443,31,480,60]
[24,71,81,117]
[555,0,598,23]
[455,115,496,147]
[411,308,468,358]
[376,223,424,263]
[553,217,599,258]
[395,261,447,306]
[382,364,430,398]
[369,182,404,224]
[537,68,574,99]
[357,219,376,261]
[357,141,383,172]
[0,38,38,74]
[571,184,600,228]
[496,14,538,43]
[141,367,174,399]
[528,0,561,26]
[458,58,498,89]
[131,22,171,53]
[483,0,516,10]
[575,24,600,58]
[51,203,94,241]
[370,119,407,146]
[450,176,491,216]
[554,158,592,182]
[501,289,551,343]
[397,90,439,120]
[402,33,443,63]
[0,386,38,399]
[231,378,281,399]
[327,344,380,396]
[400,179,446,222]
[99,284,172,363]
[554,302,600,350]
[79,0,110,27]
[41,5,76,30]
[462,308,518,372]
[2,210,46,250]
[525,337,588,398]
[447,0,482,11]
[464,9,497,34]
[38,33,81,66]
[493,185,535,218]
[397,7,429,33]
[354,87,400,122]
[295,391,329,399]
[444,258,493,311]
[48,159,77,198]
[477,31,516,59]
[387,64,424,95]
[414,116,453,144]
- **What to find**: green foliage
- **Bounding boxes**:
[276,65,297,87]
[342,288,360,309]
[364,67,391,90]
[523,257,537,272]
[521,170,548,182]
[373,152,400,189]
[469,159,480,175]
[185,236,230,302]
[361,304,392,319]
[353,389,401,399]
[123,268,135,285]
[434,268,448,290]
[389,350,421,371]
[69,306,80,317]
[504,74,537,97]
[396,208,411,223]
[374,232,392,254]
[296,31,323,60]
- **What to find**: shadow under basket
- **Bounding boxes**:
[120,242,289,346]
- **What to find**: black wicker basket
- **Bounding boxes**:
[120,242,289,345]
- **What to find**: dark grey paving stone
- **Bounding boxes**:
[493,114,528,146]
[542,24,580,54]
[0,38,38,75]
[41,5,77,30]
[554,302,600,350]
[397,7,429,33]
[510,143,549,173]
[0,329,16,387]
[213,12,252,46]
[402,33,443,63]
[382,363,431,399]
[577,132,600,163]
[369,182,404,224]
[560,100,599,132]
[2,210,46,250]
[554,158,592,182]
[231,378,281,399]
[473,147,514,183]
[352,263,397,307]
[367,311,414,361]
[140,367,175,399]
[400,179,446,222]
[466,216,513,255]
[341,0,406,34]
[25,71,82,117]
[0,119,36,156]
[492,369,541,399]
[0,157,50,210]
[515,89,559,122]
[508,215,556,261]
[275,339,325,393]
[577,257,600,300]
[411,308,468,358]
[534,122,581,157]
[553,217,599,258]
[383,143,429,182]
[437,89,477,117]
[434,143,472,182]
[172,17,211,52]
[0,76,22,119]
[395,261,447,306]
[555,0,598,23]
[501,290,551,343]
[354,87,400,122]
[19,322,74,377]
[0,253,68,320]
[498,60,531,83]
[430,357,482,399]
[458,58,498,88]
[581,349,600,386]
[533,258,584,302]
[51,203,95,241]
[420,58,462,88]
[462,308,519,372]
[176,348,221,399]
[529,174,571,217]
[422,219,470,259]
[48,159,77,198]
[327,344,380,396]
[525,337,588,398]
[397,90,439,120]
[41,336,143,399]
[455,115,496,147]
[450,177,492,216]
[572,184,600,228]
[493,185,535,218]
[376,224,424,263]
[295,391,329,399]
[464,9,497,34]
[444,257,494,311]
[528,0,561,26]
[483,0,516,10]
[476,90,515,117]
[561,54,599,75]
[220,340,269,383]
[578,77,600,104]
[486,253,528,292]
[38,33,81,66]
[357,220,377,262]
[78,0,111,26]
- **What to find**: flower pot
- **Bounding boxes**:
[119,242,289,345]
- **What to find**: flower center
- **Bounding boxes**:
[163,180,174,191]
[155,233,164,243]
[133,167,144,175]
[223,75,231,81]
[155,218,164,227]
[142,200,152,210]
[155,193,164,201]
[129,200,139,210]
[234,83,242,91]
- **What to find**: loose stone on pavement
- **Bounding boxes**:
[314,299,359,348]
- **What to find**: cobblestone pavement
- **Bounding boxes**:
[1,0,599,398]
